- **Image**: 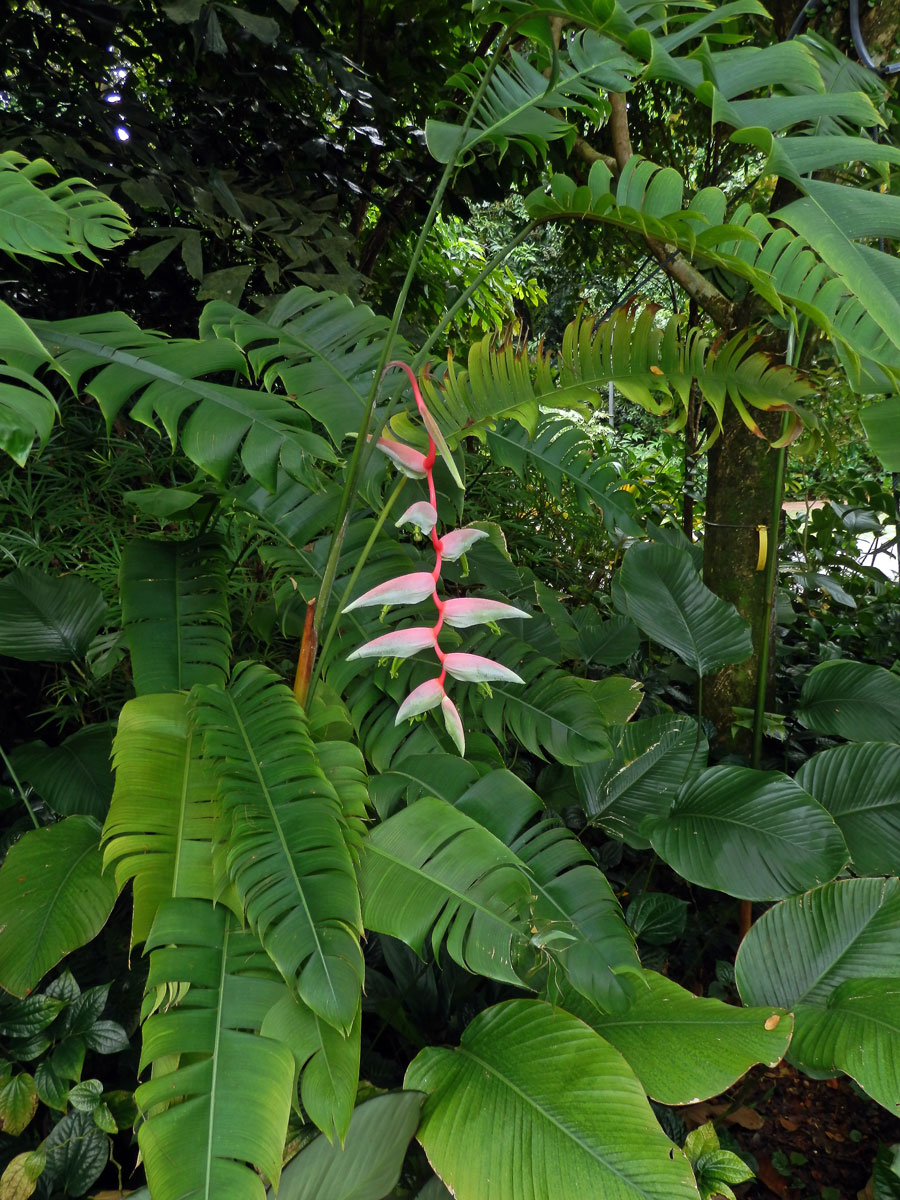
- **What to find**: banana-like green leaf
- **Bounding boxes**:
[736,878,900,1009]
[260,993,360,1143]
[103,693,228,946]
[0,567,106,661]
[0,817,116,997]
[192,662,363,1033]
[360,796,534,987]
[272,1092,424,1200]
[644,765,848,900]
[563,970,791,1105]
[796,659,900,741]
[200,287,401,447]
[0,298,60,466]
[788,978,900,1115]
[575,714,708,848]
[796,743,900,876]
[30,312,330,491]
[10,723,115,819]
[861,395,900,471]
[120,537,231,695]
[406,999,701,1200]
[137,899,295,1200]
[0,150,131,263]
[618,543,753,676]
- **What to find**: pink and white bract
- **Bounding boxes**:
[346,361,527,753]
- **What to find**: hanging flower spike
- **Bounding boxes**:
[348,359,526,754]
[343,571,436,613]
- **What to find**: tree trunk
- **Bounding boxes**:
[702,405,784,748]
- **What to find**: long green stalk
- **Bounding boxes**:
[1,744,39,829]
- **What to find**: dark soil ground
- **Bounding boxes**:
[683,1063,900,1200]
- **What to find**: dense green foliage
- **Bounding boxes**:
[2,2,900,1199]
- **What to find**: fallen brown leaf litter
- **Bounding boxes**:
[681,1062,900,1199]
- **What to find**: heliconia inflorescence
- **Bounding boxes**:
[344,360,529,755]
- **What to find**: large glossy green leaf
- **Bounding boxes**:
[0,816,116,997]
[563,971,791,1105]
[575,714,708,848]
[273,1092,424,1200]
[789,979,900,1115]
[736,878,900,1009]
[0,298,60,466]
[618,543,752,676]
[861,396,900,471]
[102,693,225,946]
[0,150,131,263]
[137,899,295,1200]
[120,536,232,694]
[455,771,640,1013]
[359,796,535,988]
[10,723,114,819]
[192,662,363,1033]
[796,659,900,741]
[0,567,106,661]
[644,766,848,900]
[796,743,900,876]
[406,999,701,1200]
[30,312,330,492]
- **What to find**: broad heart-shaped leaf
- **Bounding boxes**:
[10,723,114,819]
[788,978,900,1115]
[736,878,900,1010]
[137,899,295,1200]
[406,999,701,1200]
[271,1092,425,1200]
[120,536,231,694]
[562,971,791,1105]
[796,659,900,741]
[359,796,534,988]
[0,567,106,661]
[618,543,752,676]
[0,817,116,997]
[644,766,848,901]
[796,743,900,876]
[103,693,226,947]
[576,715,708,849]
[192,662,363,1033]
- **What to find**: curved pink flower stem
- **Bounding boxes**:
[385,360,447,686]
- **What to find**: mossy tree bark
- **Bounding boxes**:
[702,405,784,748]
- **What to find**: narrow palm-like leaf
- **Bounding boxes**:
[644,765,848,900]
[563,971,791,1105]
[120,537,231,695]
[796,743,900,876]
[0,817,116,997]
[137,899,295,1200]
[618,543,753,676]
[736,877,900,1009]
[0,567,106,662]
[102,693,227,946]
[192,662,363,1033]
[406,999,701,1200]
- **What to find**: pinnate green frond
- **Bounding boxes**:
[120,536,232,695]
[137,899,295,1200]
[191,662,363,1033]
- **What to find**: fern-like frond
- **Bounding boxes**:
[120,536,232,696]
[191,662,363,1034]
